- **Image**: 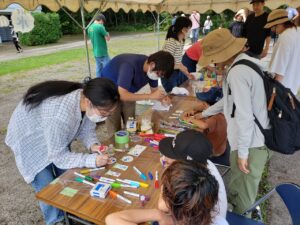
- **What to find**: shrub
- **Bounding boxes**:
[20,12,62,46]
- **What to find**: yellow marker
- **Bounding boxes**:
[139,182,149,188]
[80,167,105,174]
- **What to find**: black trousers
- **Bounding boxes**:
[13,38,22,52]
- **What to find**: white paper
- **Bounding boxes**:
[152,101,172,111]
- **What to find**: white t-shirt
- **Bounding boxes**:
[269,27,300,95]
[207,160,228,222]
[204,20,213,29]
[213,216,229,225]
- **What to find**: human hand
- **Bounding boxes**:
[194,112,203,120]
[237,157,250,174]
[96,154,109,167]
[150,89,166,100]
[161,96,171,106]
[187,73,195,80]
[184,109,197,117]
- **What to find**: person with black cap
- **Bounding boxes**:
[106,160,228,225]
[158,129,228,223]
[88,14,110,77]
[242,0,271,58]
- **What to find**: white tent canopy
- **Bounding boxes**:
[0,0,299,14]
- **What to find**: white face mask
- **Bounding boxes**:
[87,114,107,123]
[86,104,107,123]
[147,68,159,80]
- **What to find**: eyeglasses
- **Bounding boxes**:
[90,103,117,117]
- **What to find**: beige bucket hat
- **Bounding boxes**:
[199,28,247,67]
[265,9,290,29]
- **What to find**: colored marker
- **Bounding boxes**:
[109,190,132,204]
[75,177,95,187]
[148,172,153,180]
[123,191,140,198]
[123,179,149,188]
[154,171,159,189]
[74,172,94,181]
[80,167,105,174]
[133,166,147,181]
[97,176,115,184]
[116,179,140,188]
[111,182,136,189]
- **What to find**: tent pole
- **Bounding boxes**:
[157,12,160,50]
[80,0,92,78]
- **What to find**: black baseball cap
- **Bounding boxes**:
[249,0,265,4]
[95,14,106,23]
[159,130,213,164]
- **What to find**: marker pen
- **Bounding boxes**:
[109,190,132,204]
[133,166,147,181]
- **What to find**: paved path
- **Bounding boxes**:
[0,32,162,62]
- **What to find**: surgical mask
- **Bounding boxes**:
[87,114,107,123]
[147,68,159,80]
[86,104,107,123]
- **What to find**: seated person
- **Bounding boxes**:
[182,103,230,166]
[158,130,228,221]
[106,161,228,225]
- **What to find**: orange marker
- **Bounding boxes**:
[109,190,132,204]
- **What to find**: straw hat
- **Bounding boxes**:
[199,28,247,67]
[264,9,290,29]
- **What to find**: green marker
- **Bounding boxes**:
[111,182,134,188]
[74,172,94,181]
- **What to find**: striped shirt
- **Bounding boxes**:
[5,89,99,183]
[162,38,184,65]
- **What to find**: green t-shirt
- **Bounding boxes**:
[88,23,108,57]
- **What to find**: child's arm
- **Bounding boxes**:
[105,208,174,225]
[189,118,209,130]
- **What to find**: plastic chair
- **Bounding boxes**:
[227,183,300,225]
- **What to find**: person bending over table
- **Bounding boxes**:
[106,161,227,225]
[182,102,230,166]
[5,78,120,225]
[101,51,174,132]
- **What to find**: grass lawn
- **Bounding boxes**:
[0,33,166,77]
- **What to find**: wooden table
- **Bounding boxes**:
[36,90,202,225]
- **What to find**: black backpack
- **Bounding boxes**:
[230,59,300,154]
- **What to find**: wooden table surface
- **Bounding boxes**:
[36,86,203,225]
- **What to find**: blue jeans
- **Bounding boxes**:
[161,70,188,93]
[31,164,66,225]
[182,53,197,73]
[95,56,110,78]
[191,28,199,43]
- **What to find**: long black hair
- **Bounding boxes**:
[23,78,120,110]
[166,16,192,41]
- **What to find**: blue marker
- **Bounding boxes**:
[148,172,153,180]
[133,166,147,181]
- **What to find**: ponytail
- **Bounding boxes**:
[165,16,192,41]
[23,78,120,110]
[23,80,82,110]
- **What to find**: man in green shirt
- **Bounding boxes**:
[88,14,110,77]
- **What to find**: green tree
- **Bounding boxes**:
[20,12,62,46]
